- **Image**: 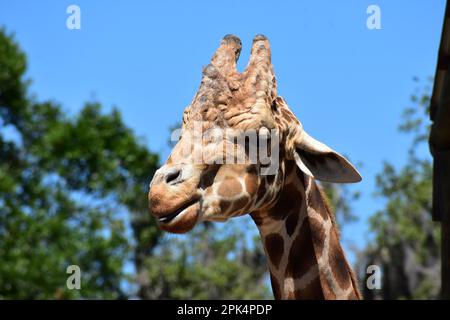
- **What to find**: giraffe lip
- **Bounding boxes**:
[157,198,199,224]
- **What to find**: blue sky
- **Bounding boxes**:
[0,0,445,263]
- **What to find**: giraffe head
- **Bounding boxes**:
[148,35,361,234]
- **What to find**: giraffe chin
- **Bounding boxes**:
[158,201,200,234]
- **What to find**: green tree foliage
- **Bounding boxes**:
[142,220,271,299]
[0,29,161,299]
[358,78,440,299]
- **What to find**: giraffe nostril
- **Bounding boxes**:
[165,169,182,185]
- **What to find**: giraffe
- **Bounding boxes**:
[148,34,362,299]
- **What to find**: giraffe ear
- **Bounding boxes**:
[292,131,362,183]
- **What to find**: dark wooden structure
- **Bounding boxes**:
[430,0,450,300]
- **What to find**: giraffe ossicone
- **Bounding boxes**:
[148,34,362,299]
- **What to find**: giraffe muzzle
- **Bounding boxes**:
[156,199,201,234]
[149,164,203,233]
[156,197,199,224]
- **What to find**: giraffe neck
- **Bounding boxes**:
[251,165,361,299]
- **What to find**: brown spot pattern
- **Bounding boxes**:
[217,178,242,198]
[231,195,250,214]
[284,160,297,178]
[250,212,264,226]
[266,174,275,184]
[308,217,326,258]
[219,199,232,214]
[327,228,352,289]
[245,174,258,195]
[308,182,330,221]
[285,210,299,237]
[294,271,324,300]
[268,183,300,220]
[256,179,267,204]
[269,273,282,300]
[264,233,284,269]
[285,219,316,279]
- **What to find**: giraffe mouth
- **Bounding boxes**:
[157,198,200,224]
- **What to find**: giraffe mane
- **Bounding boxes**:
[316,185,339,238]
[316,183,362,298]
